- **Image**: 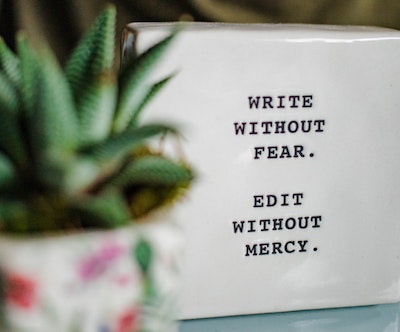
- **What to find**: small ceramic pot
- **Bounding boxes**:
[0,212,182,332]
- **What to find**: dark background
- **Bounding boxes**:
[1,0,400,64]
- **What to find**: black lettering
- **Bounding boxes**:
[285,241,296,253]
[261,121,273,134]
[298,217,309,229]
[298,240,308,252]
[292,193,303,205]
[248,220,256,232]
[288,95,300,108]
[259,219,270,231]
[275,121,286,134]
[302,95,313,107]
[234,122,246,135]
[272,218,283,230]
[253,195,264,207]
[288,120,299,133]
[293,145,305,158]
[232,221,245,233]
[248,96,260,109]
[285,217,296,230]
[262,96,274,109]
[272,242,283,254]
[245,244,258,256]
[267,146,278,158]
[311,216,322,228]
[277,95,285,108]
[314,119,325,132]
[279,146,292,158]
[301,120,312,133]
[266,195,277,207]
[254,146,265,159]
[249,122,258,135]
[281,194,289,206]
[259,243,269,255]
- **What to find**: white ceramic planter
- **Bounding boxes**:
[0,212,182,332]
[123,23,400,319]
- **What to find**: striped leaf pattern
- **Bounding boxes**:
[113,32,177,132]
[66,5,117,145]
[0,5,192,233]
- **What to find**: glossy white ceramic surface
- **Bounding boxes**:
[123,23,400,319]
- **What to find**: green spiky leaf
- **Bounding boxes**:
[0,154,19,195]
[71,190,131,229]
[64,157,101,193]
[66,5,116,145]
[34,48,79,151]
[18,38,79,189]
[66,5,115,84]
[17,33,40,117]
[111,155,193,188]
[75,79,117,146]
[0,73,27,168]
[113,32,177,132]
[0,72,18,112]
[81,124,174,163]
[0,37,20,89]
[126,73,175,129]
[0,6,192,234]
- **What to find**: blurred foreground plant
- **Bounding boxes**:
[0,4,193,234]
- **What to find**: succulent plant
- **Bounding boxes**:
[0,5,193,234]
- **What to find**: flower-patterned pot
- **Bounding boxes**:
[0,212,183,332]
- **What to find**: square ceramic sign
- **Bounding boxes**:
[122,23,400,319]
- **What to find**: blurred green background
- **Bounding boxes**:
[1,0,400,64]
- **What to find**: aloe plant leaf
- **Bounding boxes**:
[17,37,79,189]
[0,37,20,88]
[66,5,115,87]
[71,190,131,229]
[0,154,13,180]
[0,154,18,195]
[113,31,177,133]
[38,49,79,151]
[0,73,28,168]
[126,74,175,129]
[75,78,117,146]
[64,157,101,194]
[109,155,193,218]
[17,33,40,117]
[81,124,174,163]
[65,5,116,144]
[0,72,18,111]
[111,155,193,188]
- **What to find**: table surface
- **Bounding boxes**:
[180,302,400,332]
